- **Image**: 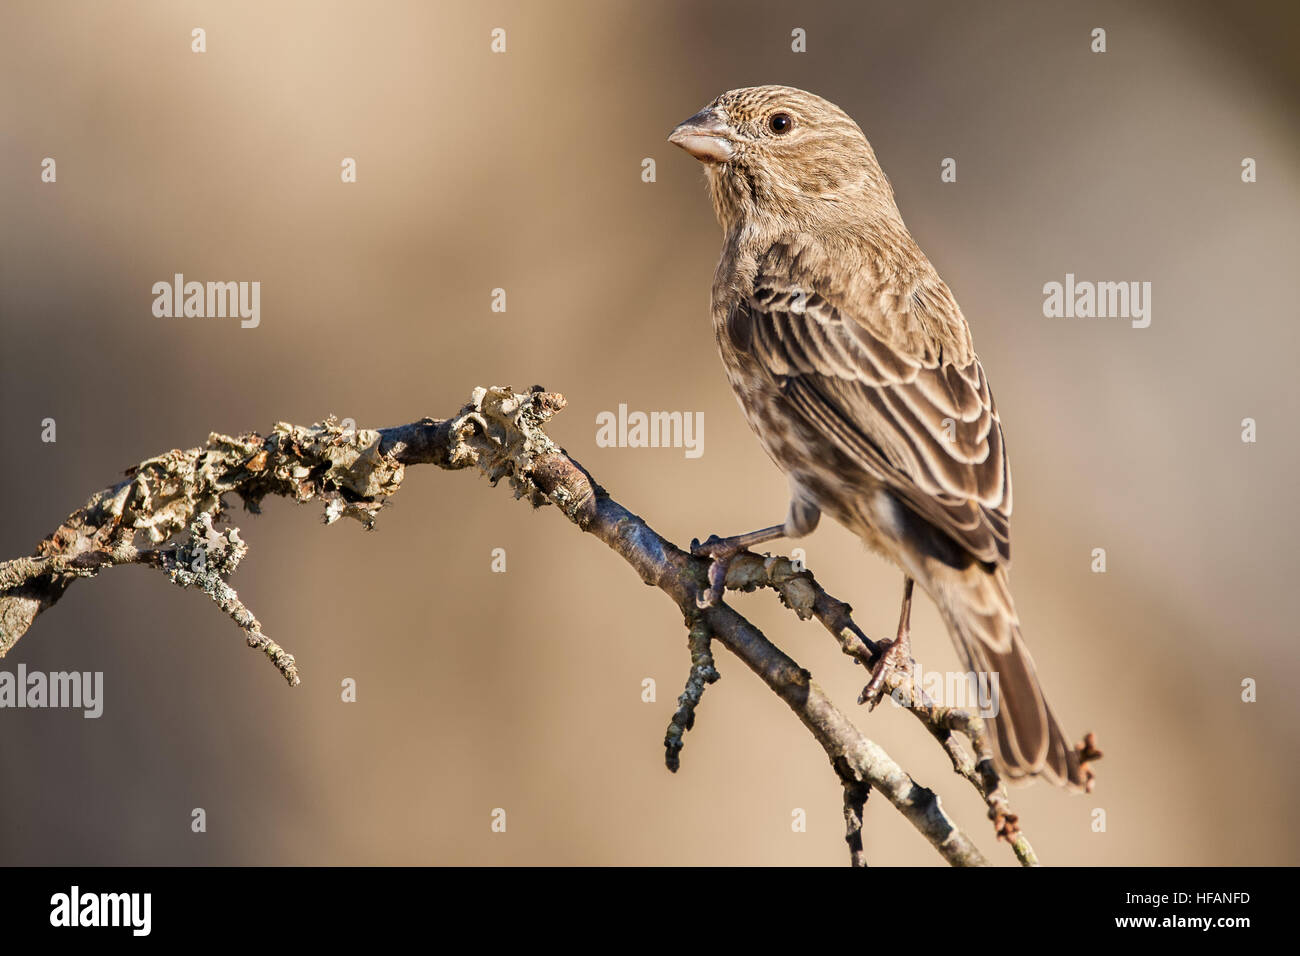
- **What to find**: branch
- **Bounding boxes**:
[3,384,1041,866]
[715,549,1045,864]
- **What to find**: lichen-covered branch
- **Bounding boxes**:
[2,384,1050,867]
[664,612,721,773]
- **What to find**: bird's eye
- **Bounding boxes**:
[768,112,794,135]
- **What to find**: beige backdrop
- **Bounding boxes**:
[2,0,1297,865]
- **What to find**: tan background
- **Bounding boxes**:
[1,0,1297,865]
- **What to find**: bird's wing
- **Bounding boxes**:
[733,249,1013,566]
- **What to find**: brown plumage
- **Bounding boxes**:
[670,85,1087,790]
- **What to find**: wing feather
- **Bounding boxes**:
[743,253,1013,566]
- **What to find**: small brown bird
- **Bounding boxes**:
[670,85,1087,789]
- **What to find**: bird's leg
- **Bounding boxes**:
[860,576,914,709]
[691,497,820,609]
[690,525,787,609]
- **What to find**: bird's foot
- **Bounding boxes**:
[859,634,914,710]
[690,534,745,608]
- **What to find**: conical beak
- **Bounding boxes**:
[668,107,735,163]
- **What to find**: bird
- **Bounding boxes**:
[668,85,1089,790]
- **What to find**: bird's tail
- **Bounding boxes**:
[925,562,1088,790]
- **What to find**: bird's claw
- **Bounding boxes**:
[691,535,740,609]
[858,638,914,710]
[690,534,727,555]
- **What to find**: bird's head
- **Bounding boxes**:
[668,86,898,235]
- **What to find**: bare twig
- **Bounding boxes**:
[842,777,871,868]
[713,545,1050,864]
[879,668,1039,865]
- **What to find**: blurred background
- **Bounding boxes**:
[1,0,1297,865]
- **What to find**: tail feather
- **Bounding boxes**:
[927,563,1087,790]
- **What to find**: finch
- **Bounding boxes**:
[669,85,1087,789]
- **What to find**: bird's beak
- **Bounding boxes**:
[668,108,735,164]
